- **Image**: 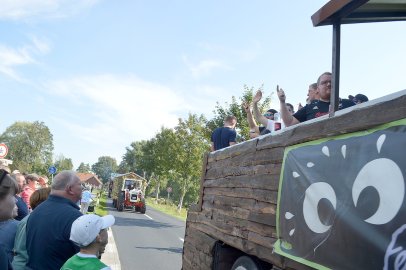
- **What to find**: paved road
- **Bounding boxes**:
[108,200,185,270]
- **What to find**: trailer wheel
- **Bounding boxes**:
[231,256,263,270]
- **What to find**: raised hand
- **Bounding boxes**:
[277,85,286,103]
[242,102,250,113]
[253,90,262,103]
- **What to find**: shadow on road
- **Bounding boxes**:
[113,216,180,229]
[134,246,183,254]
[107,199,184,229]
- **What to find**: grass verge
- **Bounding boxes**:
[145,197,187,221]
[94,192,108,216]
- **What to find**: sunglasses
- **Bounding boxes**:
[264,113,274,117]
[0,169,10,185]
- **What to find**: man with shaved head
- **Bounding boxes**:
[26,171,83,270]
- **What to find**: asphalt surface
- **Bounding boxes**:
[108,200,185,270]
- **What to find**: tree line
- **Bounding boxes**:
[0,85,271,211]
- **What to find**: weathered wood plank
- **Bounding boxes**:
[204,173,280,191]
[247,220,277,238]
[203,202,276,226]
[203,191,277,209]
[206,163,281,180]
[247,230,276,249]
[208,138,257,162]
[207,147,285,171]
[188,222,285,268]
[202,200,250,220]
[183,222,216,270]
[188,211,316,269]
[204,187,278,204]
[191,209,250,239]
[183,242,212,270]
[208,151,256,170]
[184,225,217,254]
[189,209,277,239]
[203,193,256,211]
[197,153,209,211]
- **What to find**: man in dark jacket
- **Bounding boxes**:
[26,170,83,270]
[211,115,237,151]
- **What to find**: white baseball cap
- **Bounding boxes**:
[70,214,115,247]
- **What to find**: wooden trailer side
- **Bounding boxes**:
[183,92,406,269]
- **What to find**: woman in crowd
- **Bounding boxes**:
[12,187,52,270]
[0,168,19,270]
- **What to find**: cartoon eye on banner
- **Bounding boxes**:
[274,119,406,270]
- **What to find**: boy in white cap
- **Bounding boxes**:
[61,214,115,270]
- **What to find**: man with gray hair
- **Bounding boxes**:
[26,170,83,270]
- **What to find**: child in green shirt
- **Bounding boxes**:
[62,214,115,270]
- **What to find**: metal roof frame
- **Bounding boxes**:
[311,0,406,113]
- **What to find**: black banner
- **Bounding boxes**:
[275,120,406,270]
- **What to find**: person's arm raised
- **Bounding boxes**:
[252,90,269,127]
[243,102,260,134]
[277,85,299,127]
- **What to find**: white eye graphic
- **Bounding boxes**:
[303,182,336,234]
[352,158,405,225]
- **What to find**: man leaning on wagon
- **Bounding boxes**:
[277,72,355,127]
[211,115,238,151]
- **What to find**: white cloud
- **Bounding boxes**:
[30,36,51,54]
[0,45,33,80]
[40,74,237,167]
[46,74,185,146]
[0,36,51,80]
[181,41,262,79]
[0,0,99,21]
[182,55,232,79]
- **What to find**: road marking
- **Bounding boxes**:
[144,214,153,220]
[179,238,184,242]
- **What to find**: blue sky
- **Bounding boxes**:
[1,1,405,169]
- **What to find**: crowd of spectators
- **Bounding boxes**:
[0,167,114,270]
[211,71,369,151]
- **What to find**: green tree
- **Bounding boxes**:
[137,139,160,198]
[76,162,91,173]
[54,154,73,171]
[172,113,210,211]
[207,85,272,141]
[0,121,54,174]
[91,156,118,183]
[138,128,176,200]
[118,140,147,175]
